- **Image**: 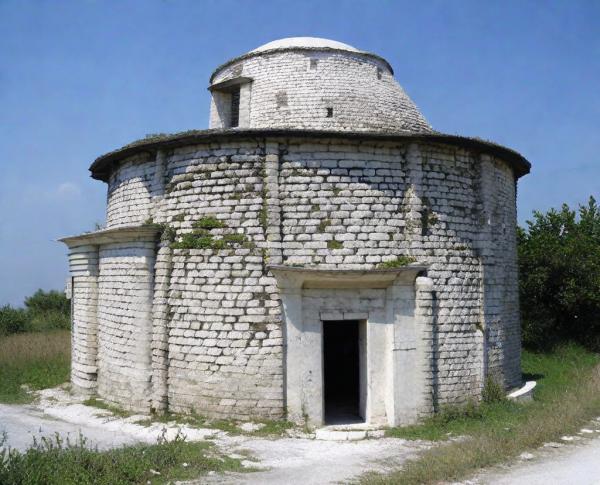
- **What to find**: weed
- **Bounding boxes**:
[83,397,133,418]
[192,216,226,230]
[317,219,331,233]
[482,376,507,404]
[377,256,417,269]
[0,430,249,484]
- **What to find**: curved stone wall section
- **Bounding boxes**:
[480,158,520,388]
[155,141,283,419]
[210,51,431,133]
[96,242,156,410]
[106,153,160,228]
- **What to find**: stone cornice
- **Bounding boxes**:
[268,264,428,290]
[59,225,161,247]
[89,128,532,182]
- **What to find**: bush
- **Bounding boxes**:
[0,290,71,336]
[0,306,28,336]
[481,376,506,403]
[518,196,600,351]
[24,290,70,316]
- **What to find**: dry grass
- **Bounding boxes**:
[363,345,600,484]
[0,330,70,403]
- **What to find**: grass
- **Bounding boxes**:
[83,398,134,418]
[0,330,70,404]
[135,411,295,437]
[0,430,249,485]
[363,344,600,484]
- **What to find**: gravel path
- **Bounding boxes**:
[0,388,426,484]
[472,425,600,485]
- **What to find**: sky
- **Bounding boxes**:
[0,0,599,306]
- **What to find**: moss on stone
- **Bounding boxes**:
[327,240,343,250]
[377,256,417,269]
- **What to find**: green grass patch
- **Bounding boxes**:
[366,344,600,484]
[0,331,70,404]
[83,398,134,418]
[0,431,249,485]
[137,411,295,437]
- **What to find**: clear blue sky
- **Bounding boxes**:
[1,0,598,306]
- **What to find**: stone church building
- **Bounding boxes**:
[61,37,530,428]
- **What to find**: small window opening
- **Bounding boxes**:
[230,87,241,128]
[310,58,318,70]
[376,68,383,80]
[326,107,334,118]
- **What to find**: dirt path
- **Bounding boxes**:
[472,430,600,485]
[0,388,427,484]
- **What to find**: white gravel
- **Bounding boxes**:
[0,387,427,484]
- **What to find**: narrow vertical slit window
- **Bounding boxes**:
[326,107,334,118]
[230,87,241,128]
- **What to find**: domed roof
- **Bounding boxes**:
[251,37,360,53]
[209,37,432,134]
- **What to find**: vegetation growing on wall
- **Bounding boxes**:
[377,256,417,269]
[518,196,600,351]
[170,217,253,250]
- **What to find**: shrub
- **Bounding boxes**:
[518,196,600,351]
[24,290,69,317]
[0,306,28,336]
[24,290,70,331]
[481,376,506,403]
[0,290,71,336]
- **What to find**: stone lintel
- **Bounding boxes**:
[268,264,427,290]
[208,76,253,92]
[59,225,161,248]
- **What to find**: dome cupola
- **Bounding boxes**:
[208,37,431,133]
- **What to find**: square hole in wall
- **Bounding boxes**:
[310,58,318,69]
[326,107,334,118]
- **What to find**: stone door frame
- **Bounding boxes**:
[269,265,433,428]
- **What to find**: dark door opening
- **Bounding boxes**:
[323,320,363,424]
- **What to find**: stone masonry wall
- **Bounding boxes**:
[68,245,99,393]
[95,135,520,415]
[152,141,283,419]
[96,241,156,411]
[106,153,160,228]
[479,156,521,387]
[275,138,516,404]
